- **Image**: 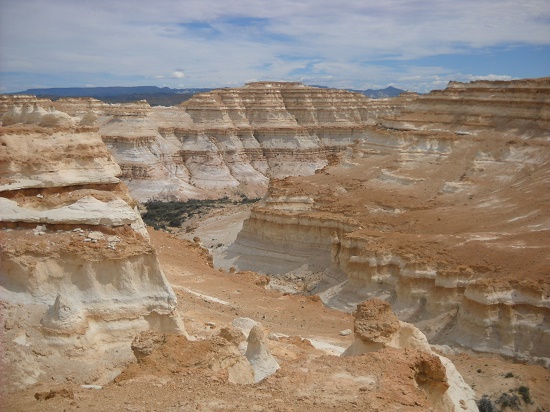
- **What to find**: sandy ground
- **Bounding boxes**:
[3,222,549,411]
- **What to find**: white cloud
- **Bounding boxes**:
[169,70,185,79]
[154,70,185,80]
[463,74,516,81]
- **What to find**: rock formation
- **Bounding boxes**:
[379,77,550,136]
[223,78,550,364]
[1,80,549,410]
[244,324,280,383]
[1,83,406,201]
[0,105,184,390]
[1,77,547,368]
[0,95,52,117]
[342,299,478,411]
[124,331,256,385]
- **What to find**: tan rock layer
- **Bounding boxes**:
[380,77,550,135]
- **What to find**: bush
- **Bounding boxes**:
[504,372,514,378]
[518,386,532,404]
[141,197,261,229]
[497,393,520,410]
[477,396,495,412]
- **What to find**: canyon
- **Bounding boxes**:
[1,78,549,411]
[2,82,411,202]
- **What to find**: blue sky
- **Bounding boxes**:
[1,0,549,93]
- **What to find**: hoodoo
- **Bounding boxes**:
[342,299,478,412]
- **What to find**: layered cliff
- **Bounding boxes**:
[10,83,405,201]
[380,77,550,136]
[0,106,184,389]
[1,84,412,202]
[224,79,550,364]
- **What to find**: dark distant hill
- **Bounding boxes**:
[309,85,406,98]
[12,84,407,105]
[12,86,214,106]
[351,86,406,98]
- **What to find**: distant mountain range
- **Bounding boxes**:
[310,85,406,98]
[12,86,213,106]
[11,85,406,106]
[352,86,406,98]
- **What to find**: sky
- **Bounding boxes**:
[1,0,549,93]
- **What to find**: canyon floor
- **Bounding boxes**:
[3,211,549,411]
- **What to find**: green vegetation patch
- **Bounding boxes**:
[141,196,260,230]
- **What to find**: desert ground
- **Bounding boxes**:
[3,213,549,411]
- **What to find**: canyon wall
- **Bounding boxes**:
[0,106,184,389]
[1,83,410,201]
[379,77,550,136]
[225,78,550,364]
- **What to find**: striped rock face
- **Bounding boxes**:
[0,109,184,390]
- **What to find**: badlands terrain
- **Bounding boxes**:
[1,78,549,411]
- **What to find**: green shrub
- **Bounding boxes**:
[477,396,495,412]
[141,197,261,229]
[504,372,514,378]
[497,393,520,410]
[518,386,532,404]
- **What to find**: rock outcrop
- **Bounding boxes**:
[0,107,184,389]
[123,331,255,385]
[244,325,280,383]
[342,299,478,411]
[223,78,550,364]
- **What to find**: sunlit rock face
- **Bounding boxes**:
[379,77,550,137]
[0,104,184,390]
[39,82,407,201]
[223,78,550,364]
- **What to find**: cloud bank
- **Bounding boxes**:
[1,0,549,92]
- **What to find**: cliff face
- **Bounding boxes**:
[379,77,550,136]
[13,83,405,201]
[224,79,550,364]
[2,79,548,365]
[0,106,184,389]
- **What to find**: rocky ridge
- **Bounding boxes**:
[379,77,550,136]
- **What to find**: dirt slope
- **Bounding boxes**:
[4,229,549,412]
